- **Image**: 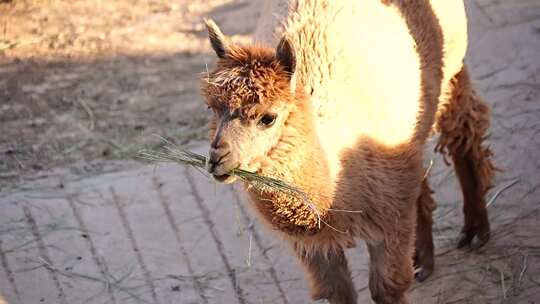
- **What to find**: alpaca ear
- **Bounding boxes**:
[204,19,230,59]
[276,36,296,78]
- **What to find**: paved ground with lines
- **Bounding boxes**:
[1,0,540,303]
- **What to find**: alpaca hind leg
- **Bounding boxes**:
[293,243,356,304]
[435,66,495,249]
[414,178,436,282]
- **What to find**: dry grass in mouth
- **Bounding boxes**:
[138,144,306,198]
[138,137,369,232]
[137,137,314,205]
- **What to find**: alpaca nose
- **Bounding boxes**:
[207,141,238,176]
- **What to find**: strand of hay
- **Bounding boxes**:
[486,177,520,208]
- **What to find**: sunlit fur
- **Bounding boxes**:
[201,1,495,303]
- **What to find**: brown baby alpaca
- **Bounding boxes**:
[200,1,495,303]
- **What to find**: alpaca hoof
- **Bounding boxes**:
[457,229,489,250]
[413,247,434,282]
[311,285,357,304]
[414,266,433,282]
[311,288,332,301]
[414,253,434,282]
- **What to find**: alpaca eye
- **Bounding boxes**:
[259,113,277,127]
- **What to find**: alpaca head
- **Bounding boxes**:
[201,20,299,183]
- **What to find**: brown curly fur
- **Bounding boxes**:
[201,1,495,303]
[435,67,496,195]
[202,46,293,117]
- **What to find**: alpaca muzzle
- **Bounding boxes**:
[207,144,239,184]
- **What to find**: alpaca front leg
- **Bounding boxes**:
[293,242,357,304]
[367,233,415,304]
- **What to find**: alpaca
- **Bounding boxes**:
[200,1,495,303]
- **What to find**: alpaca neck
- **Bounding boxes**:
[248,97,334,234]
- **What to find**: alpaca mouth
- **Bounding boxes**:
[212,173,237,184]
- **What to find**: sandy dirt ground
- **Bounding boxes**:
[0,0,258,185]
[0,0,539,303]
